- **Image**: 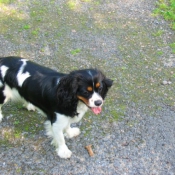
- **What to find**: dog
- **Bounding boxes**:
[0,56,113,158]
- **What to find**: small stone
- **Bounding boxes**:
[168,81,172,85]
[162,81,168,85]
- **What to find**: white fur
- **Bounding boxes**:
[0,105,3,122]
[24,103,36,111]
[0,65,9,80]
[17,59,31,87]
[0,113,3,122]
[57,78,60,85]
[44,102,88,159]
[65,127,80,139]
[89,92,103,107]
[0,84,36,122]
[56,144,72,159]
[3,84,23,103]
[0,85,23,122]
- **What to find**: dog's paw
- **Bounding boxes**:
[57,145,72,159]
[25,103,36,111]
[65,127,81,139]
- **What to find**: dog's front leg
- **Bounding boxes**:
[53,129,72,159]
[64,124,81,139]
[52,114,72,159]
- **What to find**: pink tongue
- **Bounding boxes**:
[91,107,102,115]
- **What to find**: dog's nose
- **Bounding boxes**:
[94,100,102,106]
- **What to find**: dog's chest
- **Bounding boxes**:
[70,102,88,123]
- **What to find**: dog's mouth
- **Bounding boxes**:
[77,95,102,115]
[90,106,102,115]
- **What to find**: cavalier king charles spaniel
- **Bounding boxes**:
[0,56,113,158]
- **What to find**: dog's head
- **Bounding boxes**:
[57,69,113,115]
[73,69,113,115]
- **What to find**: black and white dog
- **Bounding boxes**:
[0,56,113,158]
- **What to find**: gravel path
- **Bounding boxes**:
[0,0,175,174]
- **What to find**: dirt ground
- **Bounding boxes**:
[0,0,175,174]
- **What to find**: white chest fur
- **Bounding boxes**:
[70,101,88,123]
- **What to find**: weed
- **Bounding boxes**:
[16,168,21,173]
[14,120,20,125]
[94,1,100,5]
[14,131,21,139]
[153,0,175,30]
[169,42,175,53]
[152,30,164,37]
[67,0,77,10]
[31,28,40,36]
[71,49,81,55]
[157,50,164,55]
[23,24,31,30]
[110,110,123,121]
[0,139,13,147]
[57,8,62,15]
[121,66,127,70]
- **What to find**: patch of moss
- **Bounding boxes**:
[3,102,44,137]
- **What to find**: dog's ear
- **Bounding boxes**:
[57,75,78,100]
[101,77,113,98]
[56,74,79,113]
[103,77,113,88]
[98,71,113,99]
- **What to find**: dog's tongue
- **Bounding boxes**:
[91,107,102,115]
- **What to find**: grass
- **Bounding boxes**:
[70,48,81,55]
[169,42,175,53]
[0,102,44,148]
[152,30,164,36]
[154,0,175,30]
[0,0,15,4]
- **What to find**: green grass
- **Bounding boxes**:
[70,48,81,55]
[0,0,15,4]
[152,30,164,36]
[154,0,175,30]
[169,42,175,53]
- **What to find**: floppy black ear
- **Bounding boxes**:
[56,75,79,116]
[101,77,113,99]
[103,78,113,88]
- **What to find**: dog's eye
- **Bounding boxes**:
[98,86,103,92]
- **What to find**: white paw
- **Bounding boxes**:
[57,145,72,159]
[24,103,36,111]
[65,127,81,139]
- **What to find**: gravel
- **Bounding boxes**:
[0,0,175,174]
